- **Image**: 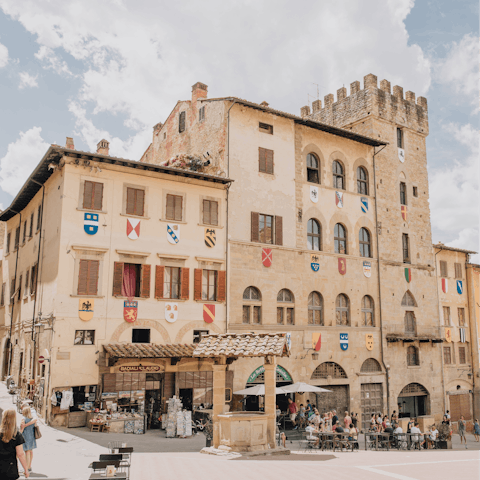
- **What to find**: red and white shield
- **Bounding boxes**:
[442,278,448,294]
[127,219,141,240]
[338,257,346,275]
[203,304,215,324]
[401,206,407,222]
[262,248,272,267]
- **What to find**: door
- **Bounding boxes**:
[449,394,472,421]
[361,383,383,431]
[316,385,349,417]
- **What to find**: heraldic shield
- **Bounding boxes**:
[311,254,320,272]
[340,333,348,351]
[366,334,373,351]
[335,191,344,208]
[127,218,141,240]
[167,224,180,244]
[360,197,368,213]
[363,261,371,278]
[445,327,452,343]
[442,278,448,293]
[312,332,321,351]
[457,280,463,294]
[84,213,99,235]
[310,186,319,203]
[78,299,94,321]
[204,228,216,248]
[165,303,178,323]
[262,248,272,267]
[123,301,138,323]
[203,304,215,324]
[338,257,346,275]
[401,205,407,221]
[405,268,411,283]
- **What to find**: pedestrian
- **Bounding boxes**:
[407,417,414,434]
[19,406,37,472]
[351,412,358,429]
[474,419,480,442]
[332,410,338,427]
[0,409,29,479]
[298,404,306,428]
[287,398,298,430]
[305,400,312,417]
[458,415,467,448]
[344,411,352,429]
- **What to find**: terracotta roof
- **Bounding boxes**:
[104,343,195,358]
[193,333,290,358]
[433,244,477,255]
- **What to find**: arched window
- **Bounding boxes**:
[242,286,262,324]
[362,295,374,326]
[357,167,368,195]
[311,362,347,379]
[307,219,321,251]
[404,311,416,335]
[401,291,417,307]
[307,153,320,184]
[308,291,323,325]
[336,294,350,326]
[407,346,419,366]
[359,228,371,258]
[334,223,347,254]
[360,358,381,373]
[277,289,294,325]
[332,160,345,189]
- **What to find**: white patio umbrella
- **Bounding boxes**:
[234,384,288,396]
[281,382,332,393]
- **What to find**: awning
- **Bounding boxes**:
[104,343,195,358]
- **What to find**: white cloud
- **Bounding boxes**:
[0,127,49,196]
[0,42,8,68]
[18,72,39,89]
[34,46,73,76]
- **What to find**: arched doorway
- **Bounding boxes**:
[244,365,293,412]
[398,383,430,418]
[310,362,349,415]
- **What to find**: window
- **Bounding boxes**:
[258,147,274,174]
[443,346,452,365]
[29,213,33,238]
[163,267,180,299]
[332,160,344,189]
[360,358,381,373]
[307,153,320,184]
[400,182,407,205]
[132,329,150,344]
[37,205,42,232]
[362,295,374,326]
[307,219,321,251]
[336,294,350,326]
[440,261,448,277]
[407,346,419,366]
[401,291,417,307]
[77,260,100,296]
[0,283,5,307]
[454,263,462,279]
[17,276,22,301]
[334,223,347,254]
[404,311,416,334]
[202,270,217,301]
[24,270,29,297]
[242,286,262,324]
[83,181,104,211]
[126,187,145,217]
[166,194,183,221]
[179,111,186,133]
[193,330,209,344]
[251,212,282,245]
[30,264,37,295]
[6,232,10,254]
[277,289,294,325]
[14,227,20,250]
[113,263,151,298]
[259,214,273,244]
[74,330,95,345]
[359,228,371,258]
[22,221,27,244]
[203,200,218,225]
[199,106,205,122]
[311,362,347,379]
[402,234,410,263]
[10,279,15,304]
[259,122,273,134]
[308,291,323,325]
[458,346,466,364]
[413,186,418,197]
[397,128,403,148]
[458,308,465,326]
[357,167,368,195]
[443,306,451,326]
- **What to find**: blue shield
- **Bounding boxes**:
[361,197,368,213]
[457,280,463,295]
[311,263,320,272]
[84,213,99,235]
[340,333,348,351]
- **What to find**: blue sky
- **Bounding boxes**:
[0,0,478,259]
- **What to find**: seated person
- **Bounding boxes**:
[305,423,320,448]
[410,422,424,448]
[335,424,344,433]
[348,425,358,441]
[393,423,403,434]
[427,425,438,449]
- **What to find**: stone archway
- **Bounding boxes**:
[174,321,223,343]
[397,382,430,418]
[109,320,171,344]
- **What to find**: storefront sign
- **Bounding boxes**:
[246,365,292,383]
[118,365,162,373]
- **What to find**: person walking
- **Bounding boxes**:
[473,419,480,442]
[458,415,467,448]
[0,409,29,479]
[343,411,352,429]
[287,398,298,430]
[19,406,37,473]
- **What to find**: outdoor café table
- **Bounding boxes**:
[89,474,127,480]
[364,432,387,451]
[318,432,334,451]
[332,432,354,452]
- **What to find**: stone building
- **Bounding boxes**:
[139,75,455,426]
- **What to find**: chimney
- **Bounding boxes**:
[260,101,269,108]
[65,137,75,150]
[192,82,208,103]
[97,139,110,156]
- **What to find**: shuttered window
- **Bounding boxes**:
[6,232,10,254]
[440,261,448,277]
[402,234,410,263]
[251,212,282,245]
[24,270,29,296]
[22,221,27,244]
[0,283,5,306]
[259,148,274,174]
[30,264,37,295]
[10,279,15,304]
[166,195,183,221]
[454,263,462,279]
[126,187,145,216]
[443,306,451,326]
[203,200,218,225]
[37,205,42,232]
[443,346,452,365]
[83,181,104,210]
[458,308,465,326]
[140,265,151,298]
[112,262,151,298]
[14,227,20,250]
[400,182,407,205]
[156,265,189,300]
[458,346,466,364]
[17,275,22,301]
[29,213,34,238]
[199,106,205,122]
[179,111,186,133]
[193,269,225,302]
[77,260,99,296]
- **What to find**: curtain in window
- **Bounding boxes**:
[122,264,136,299]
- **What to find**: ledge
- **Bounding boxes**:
[195,256,225,264]
[71,245,109,253]
[157,253,189,260]
[116,250,150,257]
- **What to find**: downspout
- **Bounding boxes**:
[372,145,390,416]
[7,211,22,377]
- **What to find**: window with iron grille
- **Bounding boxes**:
[407,345,419,366]
[458,308,465,326]
[203,199,218,225]
[243,287,262,325]
[458,346,466,364]
[359,228,371,258]
[332,160,344,189]
[126,187,145,216]
[360,358,381,373]
[258,147,274,174]
[397,128,403,148]
[179,111,186,133]
[311,362,347,379]
[443,306,451,325]
[400,182,407,205]
[307,219,321,251]
[259,122,273,134]
[308,291,323,325]
[404,311,416,334]
[307,153,320,184]
[399,383,428,395]
[402,234,410,263]
[334,223,347,254]
[357,167,368,195]
[454,263,462,279]
[83,181,104,211]
[336,294,350,326]
[202,270,217,301]
[443,346,452,365]
[362,295,374,326]
[440,261,448,277]
[166,194,182,221]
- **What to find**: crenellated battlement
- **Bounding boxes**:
[302,74,429,135]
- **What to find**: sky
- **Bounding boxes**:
[0,0,478,260]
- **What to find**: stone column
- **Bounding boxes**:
[264,356,277,448]
[212,362,227,448]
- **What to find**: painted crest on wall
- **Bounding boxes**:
[444,327,452,343]
[457,280,463,295]
[366,334,374,351]
[340,333,348,351]
[360,197,368,213]
[286,332,292,351]
[126,218,141,240]
[405,268,411,283]
[262,248,272,267]
[167,224,180,244]
[398,148,405,163]
[442,278,448,294]
[310,186,319,203]
[204,228,216,248]
[203,304,215,324]
[78,299,94,321]
[123,301,138,323]
[338,257,346,275]
[165,302,178,323]
[363,261,371,278]
[311,254,320,272]
[84,213,99,235]
[312,332,321,351]
[401,205,407,221]
[335,191,343,208]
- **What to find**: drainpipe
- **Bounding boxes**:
[372,145,390,416]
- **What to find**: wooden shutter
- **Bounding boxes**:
[217,270,226,302]
[93,182,103,211]
[88,260,99,295]
[175,196,182,221]
[202,200,210,224]
[440,261,447,277]
[259,148,266,173]
[78,259,89,295]
[180,268,190,300]
[251,212,259,242]
[140,264,151,298]
[135,189,145,216]
[112,262,124,296]
[211,201,218,225]
[155,265,164,299]
[83,181,93,209]
[455,263,462,278]
[266,149,274,174]
[166,195,174,220]
[275,216,283,246]
[126,188,135,215]
[194,269,202,301]
[179,111,186,133]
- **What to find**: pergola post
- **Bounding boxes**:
[264,355,277,448]
[212,360,227,448]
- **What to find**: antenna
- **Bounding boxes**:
[312,82,321,99]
